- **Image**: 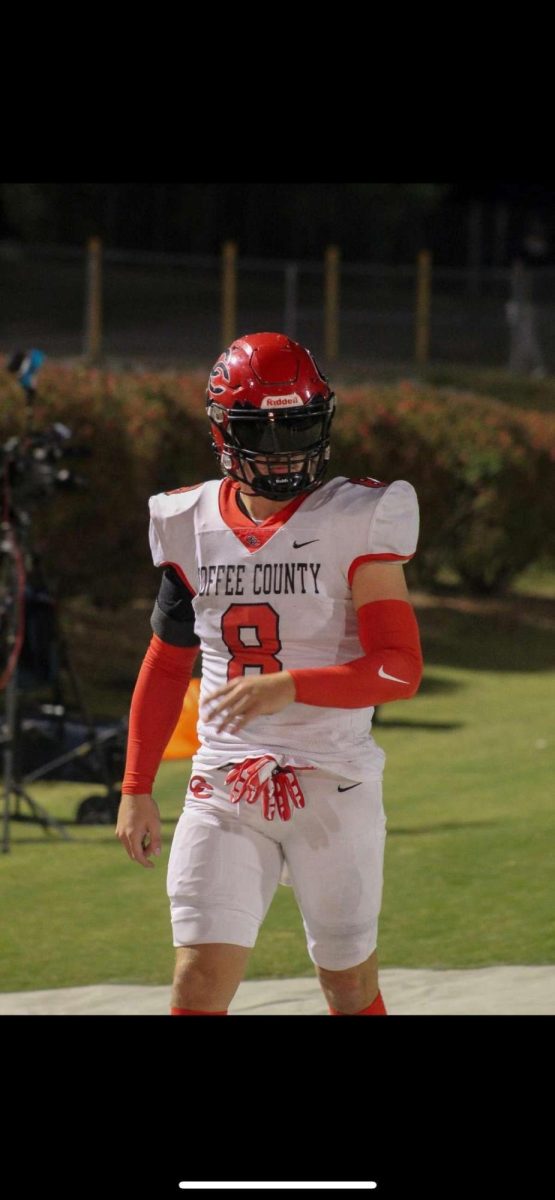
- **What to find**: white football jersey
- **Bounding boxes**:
[149,475,419,781]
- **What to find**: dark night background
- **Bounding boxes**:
[1,182,553,264]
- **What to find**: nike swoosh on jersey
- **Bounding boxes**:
[337,782,362,792]
[378,665,410,684]
[292,539,320,548]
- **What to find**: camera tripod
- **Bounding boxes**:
[0,510,69,850]
[1,536,123,853]
[1,652,71,852]
[1,355,122,853]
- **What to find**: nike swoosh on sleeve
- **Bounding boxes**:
[378,665,410,684]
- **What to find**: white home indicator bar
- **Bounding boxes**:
[178,1185,378,1191]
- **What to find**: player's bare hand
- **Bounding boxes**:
[116,794,162,868]
[205,672,296,733]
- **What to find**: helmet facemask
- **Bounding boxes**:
[209,396,335,501]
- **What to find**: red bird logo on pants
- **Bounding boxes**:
[189,775,214,799]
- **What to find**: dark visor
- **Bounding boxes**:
[228,411,327,453]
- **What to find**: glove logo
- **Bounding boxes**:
[226,756,306,822]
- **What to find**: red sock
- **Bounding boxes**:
[170,1007,228,1016]
[329,991,387,1016]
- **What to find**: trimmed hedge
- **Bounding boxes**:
[333,381,555,593]
[1,362,553,601]
[0,364,212,605]
[423,365,555,414]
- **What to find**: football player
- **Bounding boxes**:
[117,333,423,1016]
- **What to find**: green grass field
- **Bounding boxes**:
[1,574,554,992]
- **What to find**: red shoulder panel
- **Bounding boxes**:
[348,476,387,488]
[164,483,203,495]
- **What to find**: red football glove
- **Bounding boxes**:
[225,756,306,822]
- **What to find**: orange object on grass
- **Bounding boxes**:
[162,678,201,760]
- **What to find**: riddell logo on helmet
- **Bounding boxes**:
[260,394,302,409]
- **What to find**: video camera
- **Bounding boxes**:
[4,349,88,504]
[8,348,45,396]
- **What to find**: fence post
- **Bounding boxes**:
[507,259,545,375]
[324,245,340,361]
[83,236,102,364]
[467,201,483,295]
[415,249,431,370]
[222,240,237,347]
[493,203,509,267]
[284,262,298,339]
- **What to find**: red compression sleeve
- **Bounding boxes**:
[289,599,423,708]
[121,634,199,794]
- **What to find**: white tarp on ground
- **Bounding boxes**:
[0,966,553,1016]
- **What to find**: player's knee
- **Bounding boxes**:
[316,954,378,1010]
[318,963,367,992]
[174,947,218,987]
[172,944,248,1009]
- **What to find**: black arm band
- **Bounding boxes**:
[150,566,200,648]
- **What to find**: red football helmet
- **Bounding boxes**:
[206,332,336,500]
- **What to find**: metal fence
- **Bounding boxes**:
[1,240,554,374]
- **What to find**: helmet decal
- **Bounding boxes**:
[209,349,231,385]
[260,394,303,409]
